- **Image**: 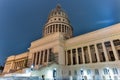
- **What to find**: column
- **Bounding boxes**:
[76,48,79,64]
[21,61,23,67]
[88,45,92,63]
[10,61,14,70]
[47,49,49,64]
[65,51,68,65]
[102,42,109,61]
[55,24,56,32]
[53,25,54,32]
[35,52,38,66]
[45,28,47,35]
[65,26,67,33]
[81,47,85,64]
[32,53,35,65]
[46,28,48,35]
[20,61,22,68]
[48,26,50,34]
[64,25,65,33]
[70,50,73,65]
[110,40,119,60]
[42,50,45,64]
[94,44,100,62]
[23,60,25,67]
[51,25,52,33]
[38,52,41,67]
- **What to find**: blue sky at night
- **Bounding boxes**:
[0,0,120,65]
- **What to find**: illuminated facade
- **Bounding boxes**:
[3,5,120,80]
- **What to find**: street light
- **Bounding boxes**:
[30,65,34,71]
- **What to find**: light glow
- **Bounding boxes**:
[46,70,53,79]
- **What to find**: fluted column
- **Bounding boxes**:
[102,42,109,61]
[76,48,79,64]
[88,46,92,63]
[81,47,85,64]
[94,44,100,62]
[110,40,119,60]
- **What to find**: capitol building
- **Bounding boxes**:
[2,5,120,80]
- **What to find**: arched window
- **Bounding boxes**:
[58,18,61,21]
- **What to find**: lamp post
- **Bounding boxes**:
[30,65,34,71]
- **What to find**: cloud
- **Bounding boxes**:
[96,20,114,24]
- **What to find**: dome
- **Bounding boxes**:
[48,4,68,19]
[43,4,73,39]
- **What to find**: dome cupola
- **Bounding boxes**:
[43,4,73,39]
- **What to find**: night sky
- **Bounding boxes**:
[0,0,120,65]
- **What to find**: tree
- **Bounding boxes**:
[0,65,4,71]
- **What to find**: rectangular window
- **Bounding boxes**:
[69,70,71,76]
[103,68,108,75]
[80,69,84,75]
[74,70,77,75]
[87,69,91,75]
[72,49,76,65]
[95,69,99,75]
[113,68,118,74]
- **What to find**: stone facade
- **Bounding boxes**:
[3,5,120,80]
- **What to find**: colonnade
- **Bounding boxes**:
[32,48,53,67]
[65,39,120,65]
[44,24,72,37]
[13,59,26,70]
